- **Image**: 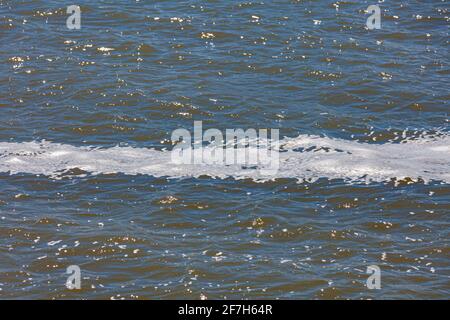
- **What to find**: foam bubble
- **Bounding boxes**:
[0,133,449,183]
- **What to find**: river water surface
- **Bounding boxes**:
[0,0,449,299]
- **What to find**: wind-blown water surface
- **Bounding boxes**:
[0,0,448,299]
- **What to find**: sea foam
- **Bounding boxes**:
[0,133,449,184]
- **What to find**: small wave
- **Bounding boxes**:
[0,133,449,184]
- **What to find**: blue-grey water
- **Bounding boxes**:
[0,0,449,299]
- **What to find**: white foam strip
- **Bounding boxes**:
[0,134,449,183]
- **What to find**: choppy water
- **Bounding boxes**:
[0,0,449,299]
